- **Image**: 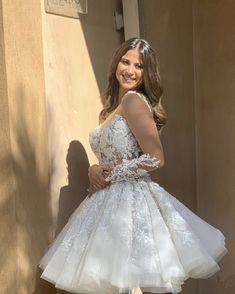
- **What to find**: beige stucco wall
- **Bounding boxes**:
[193,1,235,293]
[143,0,197,205]
[142,0,235,293]
[0,0,53,293]
[142,2,198,292]
[0,2,17,293]
[142,0,234,293]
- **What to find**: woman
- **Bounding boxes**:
[40,38,227,294]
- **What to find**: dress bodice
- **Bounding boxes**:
[89,114,142,166]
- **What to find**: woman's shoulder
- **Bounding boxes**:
[121,90,152,113]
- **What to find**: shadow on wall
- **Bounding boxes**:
[79,0,124,97]
[9,86,55,293]
[35,140,90,294]
[0,143,17,292]
[55,140,90,236]
[55,141,90,294]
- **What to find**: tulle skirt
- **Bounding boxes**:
[40,179,227,294]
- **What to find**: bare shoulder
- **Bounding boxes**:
[121,91,144,106]
[121,91,152,116]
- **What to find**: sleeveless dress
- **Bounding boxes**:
[40,95,227,294]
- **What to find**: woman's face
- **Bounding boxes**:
[116,49,143,96]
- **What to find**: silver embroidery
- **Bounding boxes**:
[40,93,226,294]
[105,154,160,182]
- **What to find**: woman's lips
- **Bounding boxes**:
[122,74,136,83]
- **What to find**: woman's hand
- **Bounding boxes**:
[87,164,112,196]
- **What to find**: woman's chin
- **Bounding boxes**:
[121,84,138,92]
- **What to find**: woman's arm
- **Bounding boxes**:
[105,92,164,183]
[122,91,164,165]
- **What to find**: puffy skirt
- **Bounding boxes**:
[40,179,227,294]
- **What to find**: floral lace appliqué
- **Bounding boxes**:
[89,115,160,182]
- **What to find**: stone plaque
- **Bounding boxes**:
[45,0,88,18]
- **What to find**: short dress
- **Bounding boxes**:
[40,93,227,294]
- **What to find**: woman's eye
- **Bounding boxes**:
[121,59,129,65]
[135,64,143,69]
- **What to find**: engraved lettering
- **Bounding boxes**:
[45,0,87,17]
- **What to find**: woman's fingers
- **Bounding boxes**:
[96,174,106,185]
[88,164,113,194]
[102,165,112,172]
[87,182,107,196]
[88,164,111,186]
[91,177,106,187]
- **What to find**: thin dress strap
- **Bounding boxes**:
[128,91,152,113]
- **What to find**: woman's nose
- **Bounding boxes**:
[126,64,134,74]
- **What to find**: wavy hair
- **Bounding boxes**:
[100,38,167,131]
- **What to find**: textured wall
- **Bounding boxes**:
[142,2,198,293]
[143,0,234,293]
[193,1,235,293]
[0,2,17,293]
[0,0,54,293]
[142,0,197,208]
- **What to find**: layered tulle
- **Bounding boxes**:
[40,179,227,294]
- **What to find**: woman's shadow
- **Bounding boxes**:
[55,140,90,236]
[34,140,90,294]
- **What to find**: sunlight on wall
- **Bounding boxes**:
[41,5,116,224]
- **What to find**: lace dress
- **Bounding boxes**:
[40,94,227,294]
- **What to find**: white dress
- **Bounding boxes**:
[40,97,227,294]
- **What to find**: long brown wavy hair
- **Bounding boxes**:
[100,38,167,131]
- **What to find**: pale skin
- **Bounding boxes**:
[88,49,164,196]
